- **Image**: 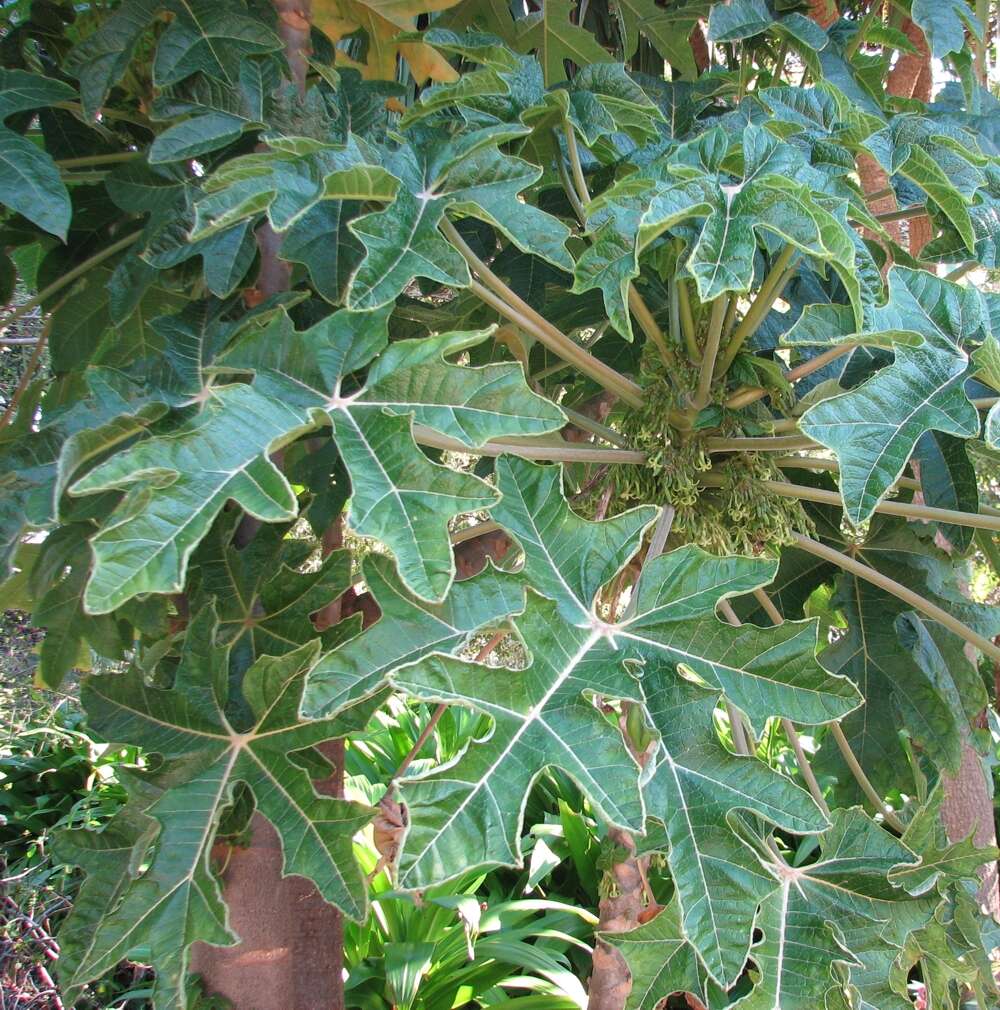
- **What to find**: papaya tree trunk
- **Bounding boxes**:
[940,738,1000,917]
[189,5,353,1008]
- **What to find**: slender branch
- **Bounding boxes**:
[975,0,989,82]
[773,455,922,491]
[715,600,756,756]
[441,220,644,407]
[864,186,895,203]
[0,337,39,345]
[394,704,441,778]
[701,472,1000,531]
[678,279,699,362]
[62,170,112,184]
[875,205,927,223]
[646,505,676,560]
[727,700,752,755]
[392,630,506,782]
[413,424,648,464]
[723,342,858,410]
[450,521,503,546]
[721,294,740,341]
[0,317,51,433]
[769,418,800,433]
[783,718,831,818]
[769,476,999,531]
[946,260,979,282]
[720,595,831,814]
[773,38,789,81]
[705,434,819,453]
[749,588,831,817]
[751,587,784,626]
[56,151,140,168]
[775,455,993,513]
[561,405,631,447]
[562,121,675,369]
[716,245,796,377]
[53,100,151,126]
[785,343,859,382]
[972,396,998,410]
[628,286,677,368]
[830,722,905,832]
[693,297,727,410]
[791,533,1000,662]
[563,120,592,204]
[556,149,588,223]
[1,230,142,333]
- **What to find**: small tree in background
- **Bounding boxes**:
[2,0,1000,1007]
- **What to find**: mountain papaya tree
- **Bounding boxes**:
[3,0,1000,1007]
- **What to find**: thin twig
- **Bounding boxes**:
[705,434,819,453]
[561,405,631,447]
[945,260,978,282]
[723,342,858,410]
[391,629,507,782]
[829,721,905,832]
[773,455,920,492]
[692,297,727,411]
[875,205,927,223]
[441,221,644,407]
[0,317,51,433]
[55,151,141,168]
[678,279,699,362]
[628,286,677,368]
[716,245,795,377]
[715,600,755,756]
[1,230,142,333]
[791,533,1000,663]
[413,424,648,464]
[703,474,1000,532]
[562,122,675,369]
[747,590,831,817]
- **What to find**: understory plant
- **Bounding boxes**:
[2,0,1000,1007]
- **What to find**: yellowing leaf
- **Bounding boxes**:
[313,0,462,82]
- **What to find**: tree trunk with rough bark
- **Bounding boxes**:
[940,738,1000,918]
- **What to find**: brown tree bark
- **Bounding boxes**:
[587,829,650,1010]
[939,738,1000,918]
[688,23,710,75]
[886,17,930,100]
[806,0,838,30]
[857,16,933,255]
[190,747,349,1010]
